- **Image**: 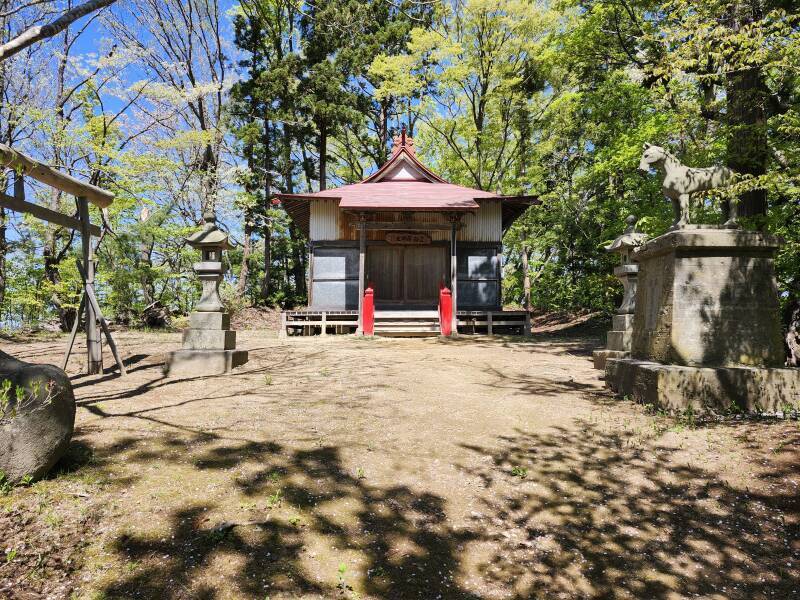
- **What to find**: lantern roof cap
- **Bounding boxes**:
[186,210,231,249]
[605,215,648,253]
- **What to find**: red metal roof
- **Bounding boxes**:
[275,136,539,236]
[280,180,498,211]
[276,145,503,210]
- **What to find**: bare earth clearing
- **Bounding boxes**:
[1,328,799,599]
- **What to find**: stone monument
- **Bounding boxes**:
[593,216,648,371]
[164,212,249,377]
[606,146,800,413]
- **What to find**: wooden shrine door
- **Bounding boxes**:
[404,246,447,305]
[367,245,448,307]
[367,246,403,303]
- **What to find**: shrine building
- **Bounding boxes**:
[277,128,537,336]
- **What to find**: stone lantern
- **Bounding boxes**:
[593,215,648,370]
[165,211,249,377]
[187,211,229,312]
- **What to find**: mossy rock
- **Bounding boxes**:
[0,351,75,482]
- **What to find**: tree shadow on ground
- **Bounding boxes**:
[457,423,800,599]
[481,364,600,398]
[438,334,601,358]
[97,435,480,599]
[85,418,800,599]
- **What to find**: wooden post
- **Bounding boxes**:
[78,196,102,374]
[308,247,315,308]
[279,312,287,338]
[450,218,458,335]
[357,216,366,335]
[321,311,327,336]
[524,312,532,337]
[487,312,493,336]
[61,294,85,370]
[75,260,127,376]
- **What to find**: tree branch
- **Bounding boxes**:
[0,0,118,62]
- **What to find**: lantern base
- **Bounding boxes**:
[163,349,249,378]
[164,309,248,377]
[593,314,634,371]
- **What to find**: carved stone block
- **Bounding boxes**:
[631,229,784,368]
[189,312,231,331]
[182,329,237,350]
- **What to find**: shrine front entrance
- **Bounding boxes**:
[366,244,449,308]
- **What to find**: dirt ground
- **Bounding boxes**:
[1,326,799,600]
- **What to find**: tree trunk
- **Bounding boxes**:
[318,122,327,191]
[0,29,8,306]
[522,244,532,313]
[45,28,70,331]
[290,224,306,300]
[261,218,271,304]
[0,206,6,306]
[725,1,768,218]
[237,218,253,297]
[138,207,155,308]
[284,123,294,195]
[237,142,256,299]
[282,122,307,302]
[261,120,272,304]
[785,295,800,367]
[378,99,389,166]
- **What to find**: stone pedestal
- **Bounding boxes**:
[165,311,248,377]
[165,348,249,378]
[594,313,633,370]
[606,228,800,412]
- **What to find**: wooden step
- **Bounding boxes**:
[375,325,440,332]
[375,329,440,337]
[374,321,438,326]
[370,309,441,336]
[375,310,439,320]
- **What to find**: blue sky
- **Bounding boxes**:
[69,1,242,114]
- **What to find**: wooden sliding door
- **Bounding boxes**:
[404,246,447,304]
[366,246,403,302]
[367,245,448,307]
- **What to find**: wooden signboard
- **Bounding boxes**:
[386,232,431,245]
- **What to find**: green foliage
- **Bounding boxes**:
[0,0,797,334]
[510,466,528,479]
[0,378,56,422]
[265,488,283,509]
[0,471,13,496]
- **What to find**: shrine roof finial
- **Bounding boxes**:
[392,124,415,156]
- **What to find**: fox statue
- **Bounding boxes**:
[639,143,737,229]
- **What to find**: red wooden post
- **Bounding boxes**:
[439,286,452,337]
[363,284,375,336]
